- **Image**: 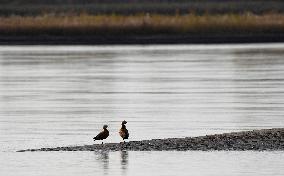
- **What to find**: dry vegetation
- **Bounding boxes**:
[0,13,284,36]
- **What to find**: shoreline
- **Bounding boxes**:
[2,13,284,45]
[1,34,284,45]
[17,128,284,152]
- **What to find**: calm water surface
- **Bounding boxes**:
[1,44,284,175]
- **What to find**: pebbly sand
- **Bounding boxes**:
[17,128,284,152]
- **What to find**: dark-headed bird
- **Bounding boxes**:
[119,120,129,143]
[93,125,109,144]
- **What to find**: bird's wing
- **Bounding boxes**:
[125,129,129,138]
[94,131,104,140]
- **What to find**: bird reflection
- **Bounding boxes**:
[94,151,109,175]
[120,151,129,171]
[93,150,129,175]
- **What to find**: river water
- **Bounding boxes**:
[0,44,284,175]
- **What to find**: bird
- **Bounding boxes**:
[93,125,109,144]
[119,120,129,143]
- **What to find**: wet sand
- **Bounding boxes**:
[17,128,284,152]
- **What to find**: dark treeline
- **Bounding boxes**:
[1,0,284,5]
[3,0,194,4]
[1,0,284,16]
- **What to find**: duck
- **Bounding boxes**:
[119,120,129,143]
[93,125,109,144]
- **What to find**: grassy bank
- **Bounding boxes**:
[1,13,284,36]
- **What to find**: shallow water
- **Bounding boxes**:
[1,151,284,176]
[1,44,284,175]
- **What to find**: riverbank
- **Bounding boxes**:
[2,34,284,45]
[17,128,284,152]
[1,14,284,45]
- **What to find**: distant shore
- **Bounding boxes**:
[1,13,284,45]
[1,34,284,45]
[18,128,284,152]
[1,0,284,16]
